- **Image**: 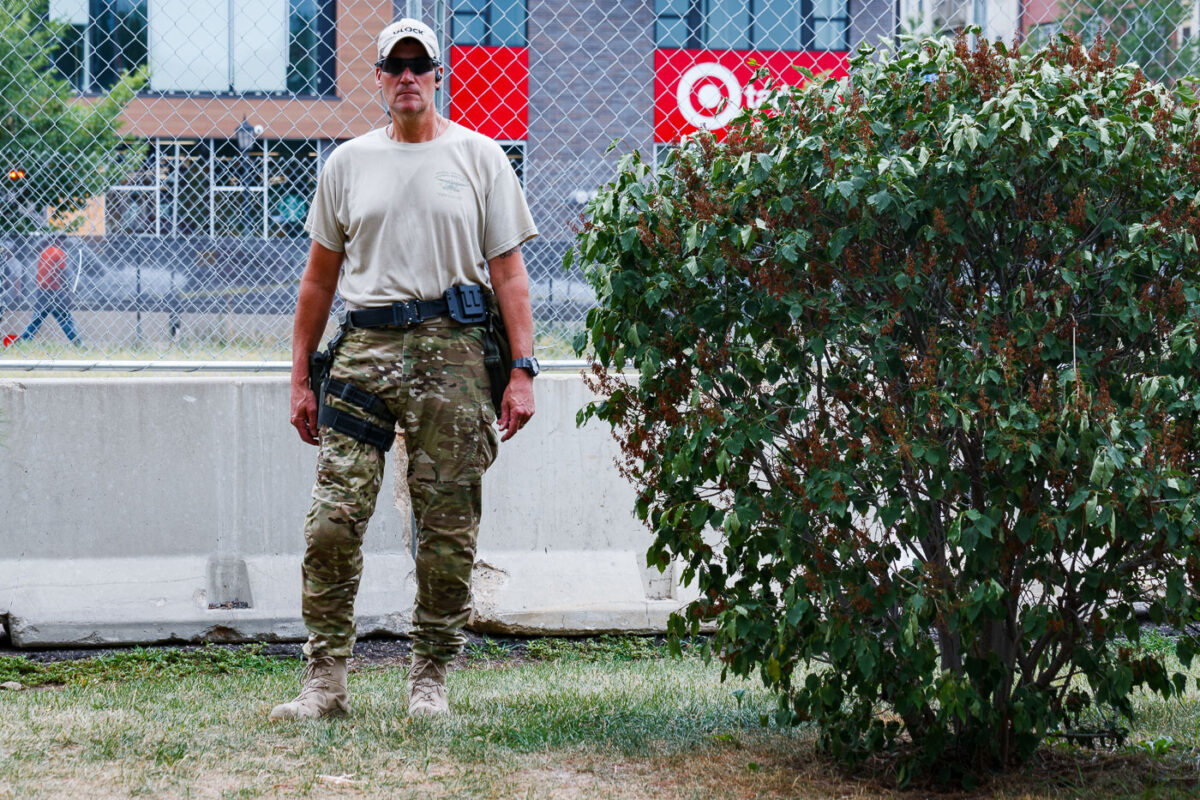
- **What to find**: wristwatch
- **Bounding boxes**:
[512,356,540,377]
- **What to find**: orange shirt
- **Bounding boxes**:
[36,245,66,291]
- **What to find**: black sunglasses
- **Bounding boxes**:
[375,56,439,76]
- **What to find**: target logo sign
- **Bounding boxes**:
[676,62,743,130]
[655,49,849,143]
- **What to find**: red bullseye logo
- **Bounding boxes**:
[655,49,850,143]
[676,63,742,130]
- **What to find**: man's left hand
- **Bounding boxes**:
[497,371,534,441]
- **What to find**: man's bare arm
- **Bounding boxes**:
[291,241,344,445]
[488,244,534,442]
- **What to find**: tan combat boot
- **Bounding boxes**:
[268,655,350,721]
[407,654,449,717]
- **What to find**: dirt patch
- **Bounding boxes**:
[501,736,1200,800]
[499,736,903,800]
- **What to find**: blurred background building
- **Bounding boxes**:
[0,0,1195,360]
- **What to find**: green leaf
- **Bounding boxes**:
[1089,449,1116,489]
[867,189,893,211]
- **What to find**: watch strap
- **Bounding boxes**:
[513,356,539,376]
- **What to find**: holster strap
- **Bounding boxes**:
[326,379,394,424]
[318,405,396,451]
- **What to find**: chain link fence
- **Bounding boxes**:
[0,0,1196,368]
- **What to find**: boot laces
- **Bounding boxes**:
[409,659,446,705]
[411,678,442,706]
[295,658,338,701]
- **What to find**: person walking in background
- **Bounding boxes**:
[0,239,20,344]
[17,234,80,345]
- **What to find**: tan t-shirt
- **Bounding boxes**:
[305,122,538,308]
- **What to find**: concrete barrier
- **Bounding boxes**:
[0,374,696,647]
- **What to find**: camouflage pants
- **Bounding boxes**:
[301,318,499,663]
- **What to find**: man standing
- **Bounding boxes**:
[17,234,80,345]
[270,18,539,721]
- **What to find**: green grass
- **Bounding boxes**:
[0,641,782,799]
[463,633,706,665]
[0,644,292,689]
[0,636,1198,799]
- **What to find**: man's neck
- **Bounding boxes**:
[390,112,443,143]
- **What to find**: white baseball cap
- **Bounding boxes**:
[377,18,441,63]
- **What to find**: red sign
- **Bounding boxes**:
[654,49,849,143]
[449,45,529,141]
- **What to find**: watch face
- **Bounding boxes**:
[515,357,540,376]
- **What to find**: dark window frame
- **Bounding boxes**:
[499,140,526,187]
[655,0,850,51]
[287,0,337,97]
[89,0,148,93]
[450,0,528,48]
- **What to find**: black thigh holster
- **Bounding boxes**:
[309,323,396,451]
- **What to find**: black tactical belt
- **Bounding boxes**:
[347,284,488,329]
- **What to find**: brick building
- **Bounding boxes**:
[47,1,899,269]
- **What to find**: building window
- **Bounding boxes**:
[287,0,336,95]
[92,0,147,90]
[105,144,159,236]
[451,0,527,47]
[107,138,330,238]
[50,0,147,93]
[51,0,334,95]
[501,142,525,186]
[655,0,849,51]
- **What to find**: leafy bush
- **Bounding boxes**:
[574,33,1200,784]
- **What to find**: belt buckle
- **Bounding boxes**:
[391,300,420,328]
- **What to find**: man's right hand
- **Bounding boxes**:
[290,241,343,446]
[291,381,320,445]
